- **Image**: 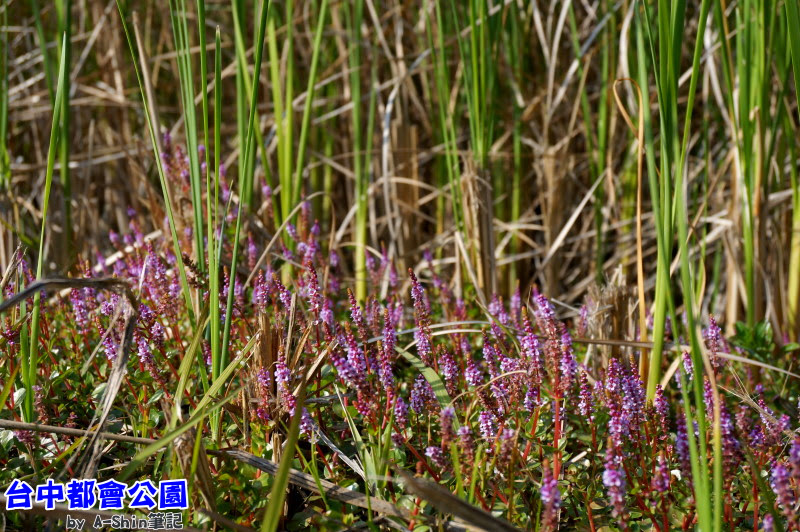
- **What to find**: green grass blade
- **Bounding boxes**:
[26,32,68,423]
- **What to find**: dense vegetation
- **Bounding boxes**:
[3,0,800,530]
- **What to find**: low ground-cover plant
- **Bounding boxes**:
[2,140,799,530]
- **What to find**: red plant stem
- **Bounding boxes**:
[622,461,660,529]
[408,497,422,530]
[553,392,561,479]
[522,407,540,462]
[584,490,597,532]
[402,438,440,481]
[752,470,759,532]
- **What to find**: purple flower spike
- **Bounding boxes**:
[578,304,589,337]
[602,449,627,525]
[676,412,692,483]
[409,270,433,366]
[681,352,694,381]
[394,397,408,430]
[489,294,510,326]
[438,348,458,393]
[771,462,798,525]
[440,407,456,446]
[653,385,669,440]
[533,291,558,339]
[275,354,297,415]
[425,446,448,469]
[306,267,322,321]
[378,310,396,398]
[578,372,593,420]
[300,408,314,438]
[652,455,670,493]
[540,467,561,531]
[410,374,436,414]
[253,272,269,312]
[466,358,483,387]
[704,315,727,371]
[478,411,497,440]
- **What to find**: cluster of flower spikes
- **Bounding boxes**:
[770,438,800,528]
[65,211,174,384]
[565,313,794,530]
[247,211,336,438]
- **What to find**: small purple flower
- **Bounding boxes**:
[320,298,334,330]
[256,367,271,389]
[509,286,521,326]
[482,334,500,380]
[136,336,153,366]
[341,325,367,391]
[605,358,622,397]
[247,234,258,272]
[330,347,358,389]
[621,370,645,428]
[790,438,800,480]
[559,331,577,395]
[272,273,292,312]
[458,426,476,475]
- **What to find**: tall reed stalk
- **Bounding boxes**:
[785,0,800,341]
[168,0,205,272]
[0,3,9,187]
[55,0,72,256]
[343,0,369,302]
[639,0,721,528]
[452,0,499,296]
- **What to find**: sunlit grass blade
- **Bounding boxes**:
[0,3,9,187]
[292,0,329,206]
[220,0,271,375]
[55,0,72,258]
[113,1,196,324]
[783,0,800,341]
[168,0,205,271]
[24,33,68,423]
